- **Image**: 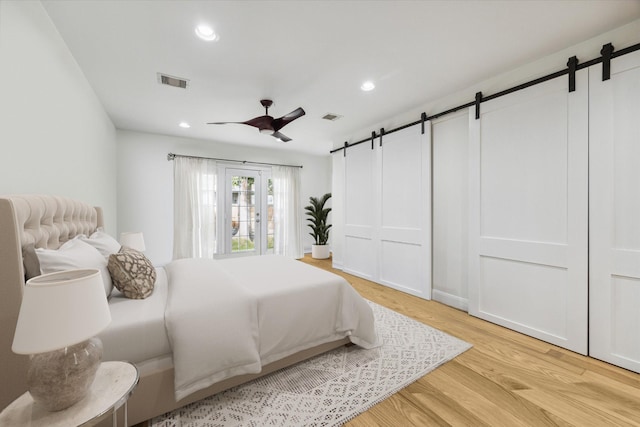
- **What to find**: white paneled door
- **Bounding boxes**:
[342,124,431,299]
[469,70,589,354]
[344,142,377,280]
[378,125,431,299]
[589,50,640,372]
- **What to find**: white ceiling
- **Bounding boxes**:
[42,1,640,156]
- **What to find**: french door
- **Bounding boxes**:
[223,168,273,256]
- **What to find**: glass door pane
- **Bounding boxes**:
[226,168,262,256]
[224,167,272,257]
[231,175,258,254]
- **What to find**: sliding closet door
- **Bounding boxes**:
[432,112,469,310]
[343,142,377,280]
[590,50,640,372]
[341,124,431,298]
[469,70,589,354]
[378,124,431,299]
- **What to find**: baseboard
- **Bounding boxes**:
[432,289,468,312]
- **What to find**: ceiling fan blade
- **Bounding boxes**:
[272,131,291,142]
[242,115,273,129]
[272,107,305,132]
[208,102,304,141]
[208,115,274,129]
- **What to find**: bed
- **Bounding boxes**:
[0,195,379,426]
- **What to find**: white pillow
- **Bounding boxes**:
[80,230,121,259]
[36,238,113,297]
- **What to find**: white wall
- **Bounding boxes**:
[332,18,640,309]
[331,153,345,269]
[117,129,332,266]
[0,1,117,231]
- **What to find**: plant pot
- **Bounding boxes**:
[311,244,330,259]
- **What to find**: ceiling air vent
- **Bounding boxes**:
[157,73,189,89]
[322,113,342,121]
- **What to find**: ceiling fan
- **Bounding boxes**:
[208,99,305,142]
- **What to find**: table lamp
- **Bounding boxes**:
[12,269,112,411]
[120,231,145,252]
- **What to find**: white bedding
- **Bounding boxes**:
[98,255,379,402]
[217,256,379,363]
[99,268,171,363]
[165,258,262,400]
[165,255,380,401]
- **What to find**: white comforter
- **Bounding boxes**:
[164,255,379,401]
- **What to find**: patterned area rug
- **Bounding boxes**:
[152,301,471,427]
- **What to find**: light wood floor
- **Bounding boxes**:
[300,255,640,427]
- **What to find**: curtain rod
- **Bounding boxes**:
[167,153,303,168]
[330,40,640,155]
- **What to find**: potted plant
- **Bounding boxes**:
[305,193,332,259]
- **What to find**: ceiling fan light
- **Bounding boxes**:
[195,25,218,41]
[260,128,274,135]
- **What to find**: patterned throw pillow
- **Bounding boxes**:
[108,246,156,299]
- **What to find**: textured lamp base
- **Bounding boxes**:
[27,337,103,411]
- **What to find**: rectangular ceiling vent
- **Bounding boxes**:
[157,73,189,89]
[322,113,342,121]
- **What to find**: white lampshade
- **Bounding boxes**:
[120,231,146,252]
[12,269,111,354]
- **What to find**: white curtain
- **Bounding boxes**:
[272,166,303,258]
[173,156,217,259]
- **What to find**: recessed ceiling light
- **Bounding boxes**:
[360,81,375,92]
[195,24,218,41]
[179,122,191,128]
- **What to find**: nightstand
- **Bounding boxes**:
[0,361,139,427]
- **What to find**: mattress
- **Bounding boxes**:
[98,267,171,363]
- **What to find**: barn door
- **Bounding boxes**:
[342,124,431,299]
[589,49,640,372]
[468,70,589,354]
[378,124,431,299]
[343,142,377,280]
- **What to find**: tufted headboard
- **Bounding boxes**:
[0,195,104,410]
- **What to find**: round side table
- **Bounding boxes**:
[0,361,139,427]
